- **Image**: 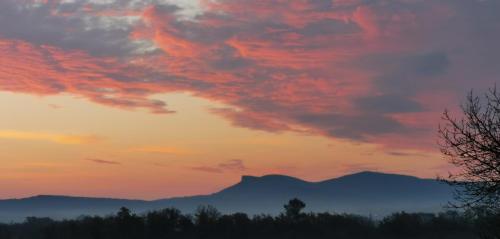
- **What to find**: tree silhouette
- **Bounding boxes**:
[195,205,221,238]
[115,207,144,239]
[195,205,221,225]
[117,207,132,219]
[146,208,186,239]
[0,204,490,239]
[284,198,306,219]
[439,87,500,211]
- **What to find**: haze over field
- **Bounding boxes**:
[0,0,499,202]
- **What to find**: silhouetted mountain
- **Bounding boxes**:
[0,195,148,222]
[0,171,455,222]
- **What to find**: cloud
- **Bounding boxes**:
[191,159,247,174]
[85,158,121,165]
[354,95,424,114]
[1,0,500,150]
[129,146,189,155]
[369,52,451,96]
[190,166,223,174]
[386,151,428,158]
[218,159,247,171]
[0,0,164,57]
[0,38,177,114]
[210,108,292,133]
[296,113,407,140]
[0,130,102,145]
[48,104,62,109]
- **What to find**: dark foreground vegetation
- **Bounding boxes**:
[0,199,499,239]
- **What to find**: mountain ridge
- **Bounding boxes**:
[0,171,455,222]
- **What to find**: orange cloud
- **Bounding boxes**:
[191,159,247,174]
[129,146,189,155]
[0,130,102,145]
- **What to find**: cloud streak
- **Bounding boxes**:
[0,130,102,145]
[129,146,189,155]
[85,158,121,165]
[191,159,247,174]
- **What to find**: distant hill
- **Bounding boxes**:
[0,171,455,222]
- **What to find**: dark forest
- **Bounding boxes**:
[1,199,499,239]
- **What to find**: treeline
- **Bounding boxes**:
[0,199,498,239]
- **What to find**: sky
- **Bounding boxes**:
[0,0,499,200]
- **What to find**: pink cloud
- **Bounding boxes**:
[1,0,499,151]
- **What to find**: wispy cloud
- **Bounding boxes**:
[386,151,428,158]
[48,104,62,109]
[84,158,121,165]
[129,146,189,155]
[191,159,247,174]
[218,159,247,171]
[0,130,102,145]
[190,166,223,174]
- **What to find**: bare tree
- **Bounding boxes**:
[439,87,500,211]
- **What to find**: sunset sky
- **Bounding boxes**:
[0,0,499,200]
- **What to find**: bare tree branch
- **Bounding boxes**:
[439,87,500,211]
